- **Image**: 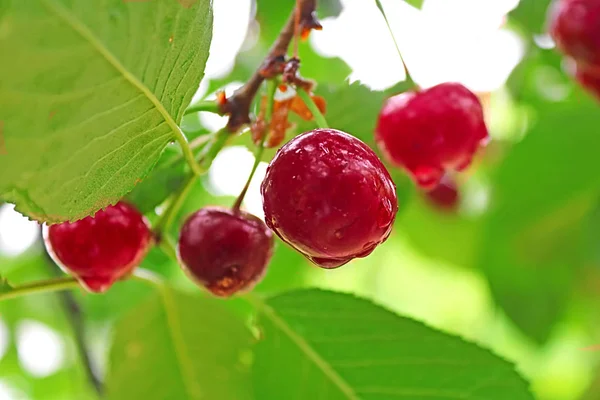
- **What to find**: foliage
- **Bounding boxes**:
[1,1,599,400]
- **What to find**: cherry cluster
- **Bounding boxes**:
[550,0,600,99]
[42,2,493,297]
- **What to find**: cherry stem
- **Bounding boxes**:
[184,100,222,116]
[42,246,103,397]
[223,0,317,132]
[374,0,414,86]
[0,269,168,303]
[296,87,329,129]
[173,126,204,177]
[232,80,277,212]
[0,276,80,302]
[198,127,231,171]
[153,173,198,238]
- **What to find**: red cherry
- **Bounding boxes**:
[375,83,489,189]
[569,59,600,99]
[424,176,459,212]
[550,0,600,69]
[43,202,152,293]
[261,128,398,269]
[177,207,274,297]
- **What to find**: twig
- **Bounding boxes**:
[222,0,319,132]
[40,241,104,397]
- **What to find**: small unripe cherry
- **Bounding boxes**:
[549,0,600,69]
[43,202,152,293]
[375,82,489,189]
[261,128,398,269]
[177,207,274,297]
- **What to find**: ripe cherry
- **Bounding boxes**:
[43,202,152,293]
[375,82,489,189]
[550,0,600,69]
[424,176,459,212]
[177,207,274,297]
[261,128,398,269]
[570,60,600,100]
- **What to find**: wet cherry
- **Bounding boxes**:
[424,176,459,212]
[550,0,600,69]
[177,207,274,297]
[261,128,398,269]
[375,82,489,189]
[43,202,152,293]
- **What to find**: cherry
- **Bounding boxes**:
[424,176,459,212]
[177,207,274,297]
[43,202,152,293]
[375,82,489,189]
[549,0,600,69]
[261,128,398,269]
[570,59,600,99]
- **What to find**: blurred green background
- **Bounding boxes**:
[1,0,600,399]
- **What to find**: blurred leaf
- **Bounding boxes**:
[0,275,12,294]
[509,0,553,34]
[404,0,425,9]
[126,146,187,215]
[253,290,534,399]
[0,0,212,223]
[106,287,253,400]
[399,194,481,268]
[480,53,600,343]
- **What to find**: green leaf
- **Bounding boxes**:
[125,145,187,215]
[0,0,213,223]
[253,290,534,399]
[0,276,12,294]
[106,287,254,400]
[403,0,425,10]
[480,53,600,343]
[509,0,552,35]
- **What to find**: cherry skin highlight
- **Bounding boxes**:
[177,207,274,297]
[550,0,600,69]
[43,202,152,293]
[375,82,489,189]
[424,176,459,212]
[261,128,398,269]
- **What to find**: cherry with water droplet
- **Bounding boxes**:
[43,202,152,293]
[261,128,398,269]
[375,82,489,189]
[177,207,274,297]
[550,0,600,69]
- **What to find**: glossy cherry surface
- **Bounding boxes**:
[178,207,274,297]
[261,128,398,269]
[375,82,489,189]
[550,0,600,69]
[44,202,152,293]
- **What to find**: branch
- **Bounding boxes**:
[42,239,104,397]
[222,0,319,132]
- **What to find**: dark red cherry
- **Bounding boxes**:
[550,0,600,69]
[43,202,152,293]
[375,82,489,189]
[424,176,459,212]
[177,207,274,297]
[261,128,398,269]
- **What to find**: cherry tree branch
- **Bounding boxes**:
[222,0,319,132]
